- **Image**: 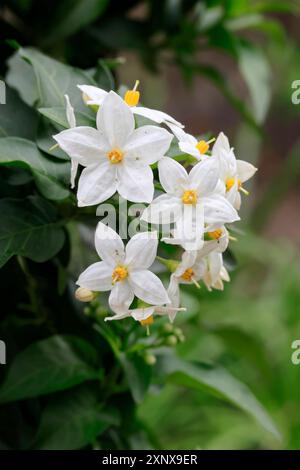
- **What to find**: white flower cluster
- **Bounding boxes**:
[54,82,257,327]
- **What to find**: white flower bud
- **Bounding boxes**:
[75,287,95,302]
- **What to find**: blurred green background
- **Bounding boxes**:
[1,0,300,450]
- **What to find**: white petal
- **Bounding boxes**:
[179,141,202,160]
[70,159,78,188]
[64,94,76,128]
[174,204,204,251]
[109,280,134,314]
[158,157,188,195]
[203,194,240,225]
[77,261,112,291]
[130,307,155,322]
[97,91,134,148]
[155,305,186,322]
[123,125,173,165]
[189,158,219,196]
[117,160,154,203]
[237,160,257,183]
[212,132,231,157]
[95,222,125,266]
[233,191,242,210]
[167,275,180,309]
[174,250,198,277]
[208,252,223,285]
[226,182,239,207]
[77,161,117,206]
[141,194,182,224]
[105,312,130,321]
[77,84,107,105]
[132,106,183,127]
[129,270,170,305]
[53,126,109,166]
[125,231,158,269]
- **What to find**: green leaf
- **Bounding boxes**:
[6,52,38,106]
[237,43,272,123]
[0,336,100,403]
[0,86,38,139]
[156,353,281,440]
[120,353,152,404]
[33,386,119,450]
[0,137,70,200]
[0,196,65,268]
[43,0,109,45]
[38,107,95,129]
[19,48,96,110]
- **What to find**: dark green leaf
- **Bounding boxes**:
[0,196,65,268]
[38,106,95,129]
[121,353,152,404]
[0,86,38,139]
[0,336,100,403]
[156,353,281,440]
[33,386,119,450]
[6,52,38,106]
[0,137,70,200]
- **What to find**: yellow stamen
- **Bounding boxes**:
[240,186,249,196]
[195,138,215,155]
[140,315,154,327]
[228,235,237,242]
[181,268,194,282]
[124,80,140,106]
[207,228,223,240]
[49,143,59,152]
[182,189,198,205]
[112,265,128,284]
[107,148,124,164]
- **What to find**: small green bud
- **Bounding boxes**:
[156,257,180,273]
[166,335,177,346]
[83,306,90,316]
[163,323,174,333]
[144,354,157,366]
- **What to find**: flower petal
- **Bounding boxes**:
[189,158,219,196]
[109,280,134,314]
[70,159,78,188]
[212,131,231,157]
[236,160,257,182]
[77,84,107,105]
[105,312,130,321]
[125,231,158,269]
[77,161,117,206]
[53,127,109,166]
[141,194,182,224]
[158,157,188,195]
[129,270,170,305]
[173,204,204,251]
[95,222,125,266]
[117,160,154,203]
[64,94,76,128]
[97,91,134,148]
[203,194,240,225]
[123,125,173,165]
[208,252,223,285]
[130,307,155,322]
[179,141,201,160]
[76,261,112,291]
[132,106,183,128]
[167,275,180,309]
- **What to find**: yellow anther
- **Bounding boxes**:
[124,80,140,106]
[107,148,124,164]
[181,268,195,282]
[140,315,154,327]
[226,177,242,192]
[112,265,128,284]
[182,189,198,205]
[207,228,223,240]
[196,140,209,154]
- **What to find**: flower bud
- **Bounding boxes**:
[166,335,177,346]
[144,354,156,366]
[75,287,95,302]
[163,323,174,333]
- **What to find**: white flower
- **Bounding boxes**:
[167,124,215,161]
[76,223,170,314]
[141,157,239,250]
[77,82,184,134]
[63,94,78,188]
[105,304,186,324]
[167,251,205,308]
[163,224,229,252]
[54,91,173,206]
[212,132,257,210]
[197,251,230,291]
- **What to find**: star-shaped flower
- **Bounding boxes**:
[212,132,257,210]
[76,223,170,315]
[54,91,173,206]
[141,157,239,250]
